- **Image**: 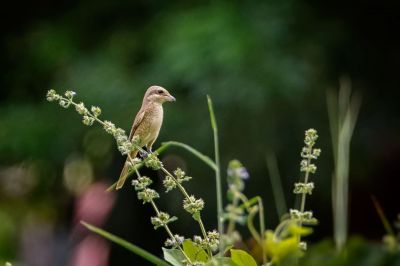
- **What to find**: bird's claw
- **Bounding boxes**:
[139,150,149,158]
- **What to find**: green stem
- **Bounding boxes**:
[66,96,212,259]
[81,221,170,266]
[160,168,191,199]
[207,96,224,254]
[298,151,312,244]
[237,194,260,241]
[226,197,239,235]
[257,198,267,265]
[94,104,212,257]
[197,213,213,257]
[247,207,261,244]
[273,219,292,240]
[299,156,312,216]
[160,167,213,257]
[106,144,170,191]
[132,162,192,264]
[150,200,190,262]
[236,192,267,264]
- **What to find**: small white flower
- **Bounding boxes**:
[82,115,94,126]
[91,106,101,117]
[75,102,88,115]
[64,90,76,99]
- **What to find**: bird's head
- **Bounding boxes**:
[144,86,176,104]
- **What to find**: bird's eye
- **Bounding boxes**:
[157,90,164,94]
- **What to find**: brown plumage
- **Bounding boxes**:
[116,86,176,189]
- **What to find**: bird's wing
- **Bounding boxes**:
[129,108,146,140]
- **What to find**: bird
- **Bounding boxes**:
[116,85,176,190]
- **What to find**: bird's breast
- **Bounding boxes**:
[139,105,163,144]
[148,106,163,132]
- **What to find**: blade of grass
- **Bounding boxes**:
[81,221,170,266]
[207,95,224,254]
[371,195,395,236]
[234,194,267,264]
[328,77,361,252]
[266,152,287,219]
[161,141,217,171]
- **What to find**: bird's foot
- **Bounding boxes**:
[139,150,149,158]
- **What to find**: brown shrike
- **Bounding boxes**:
[116,86,176,189]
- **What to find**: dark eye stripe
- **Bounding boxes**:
[149,89,160,96]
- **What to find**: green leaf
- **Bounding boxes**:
[238,196,259,210]
[161,141,217,171]
[183,240,208,263]
[192,212,201,221]
[230,249,257,266]
[206,257,238,266]
[207,95,218,132]
[207,95,224,255]
[81,221,169,266]
[162,247,187,266]
[288,224,313,237]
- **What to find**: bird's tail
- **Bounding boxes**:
[116,149,138,190]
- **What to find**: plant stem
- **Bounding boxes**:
[67,96,213,259]
[82,221,171,266]
[160,167,213,257]
[236,193,267,264]
[273,219,292,240]
[106,144,170,191]
[150,200,191,263]
[257,198,267,265]
[160,167,191,199]
[226,197,239,235]
[150,200,191,262]
[132,163,192,263]
[299,155,312,217]
[298,152,312,246]
[207,95,224,254]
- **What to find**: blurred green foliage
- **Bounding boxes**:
[300,238,400,266]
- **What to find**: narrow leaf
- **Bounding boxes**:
[266,152,287,218]
[238,196,259,210]
[81,221,169,266]
[207,95,217,131]
[161,141,217,171]
[207,95,224,254]
[371,195,395,236]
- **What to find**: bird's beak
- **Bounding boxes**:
[168,95,176,102]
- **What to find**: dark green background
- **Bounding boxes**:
[1,0,399,264]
